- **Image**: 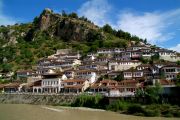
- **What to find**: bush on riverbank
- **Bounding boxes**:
[127,104,145,114]
[71,94,108,109]
[106,100,180,117]
[106,100,128,112]
[69,94,180,117]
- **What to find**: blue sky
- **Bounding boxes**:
[0,0,180,51]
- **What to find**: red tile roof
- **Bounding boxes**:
[64,85,83,89]
[0,84,5,89]
[4,83,20,88]
[90,83,100,88]
[100,80,117,84]
[62,79,86,83]
[159,80,175,85]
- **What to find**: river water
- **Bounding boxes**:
[0,104,179,120]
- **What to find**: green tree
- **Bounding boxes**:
[79,16,88,21]
[176,61,180,65]
[33,16,39,25]
[102,24,113,34]
[124,32,131,40]
[68,12,78,18]
[144,38,147,44]
[62,10,67,17]
[114,73,124,81]
[1,63,12,73]
[175,73,180,86]
[140,57,149,64]
[116,30,124,38]
[144,83,163,103]
[151,53,160,63]
[116,30,131,40]
[135,88,145,97]
[86,30,102,42]
[131,35,140,41]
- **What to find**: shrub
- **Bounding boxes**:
[106,100,129,112]
[173,111,180,117]
[163,113,174,117]
[144,109,160,117]
[71,94,105,109]
[127,104,145,114]
[160,104,180,117]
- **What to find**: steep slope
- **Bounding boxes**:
[0,8,140,72]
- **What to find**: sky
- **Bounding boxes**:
[0,0,180,52]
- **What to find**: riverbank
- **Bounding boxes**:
[0,104,179,120]
[0,93,180,118]
[0,93,76,105]
[71,94,180,118]
[55,106,106,111]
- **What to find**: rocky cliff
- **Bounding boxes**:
[25,8,103,42]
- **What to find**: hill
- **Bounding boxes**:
[0,8,146,72]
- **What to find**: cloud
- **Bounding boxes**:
[78,0,111,26]
[78,0,180,45]
[169,44,180,52]
[0,1,17,25]
[0,15,17,25]
[116,9,180,44]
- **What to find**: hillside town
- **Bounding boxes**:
[1,43,180,97]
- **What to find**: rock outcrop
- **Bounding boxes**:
[35,8,103,41]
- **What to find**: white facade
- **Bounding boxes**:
[162,66,180,80]
[97,49,114,54]
[108,61,141,71]
[123,71,143,79]
[160,55,180,62]
[41,77,64,93]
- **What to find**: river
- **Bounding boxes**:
[0,104,179,120]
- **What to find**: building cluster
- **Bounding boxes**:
[1,44,180,97]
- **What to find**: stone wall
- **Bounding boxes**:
[0,94,77,105]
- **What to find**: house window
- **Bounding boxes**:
[67,82,73,85]
[111,65,115,70]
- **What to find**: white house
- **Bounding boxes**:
[61,79,89,93]
[33,69,67,93]
[161,65,180,80]
[108,60,141,71]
